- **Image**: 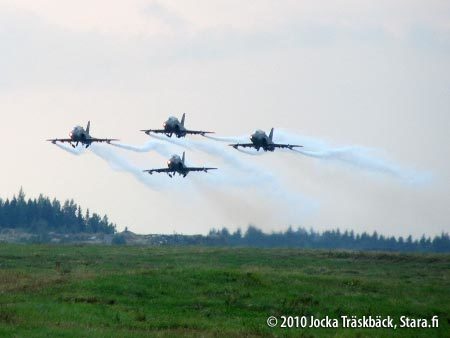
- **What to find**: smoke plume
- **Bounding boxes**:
[274,129,429,183]
[54,143,85,155]
[110,140,172,157]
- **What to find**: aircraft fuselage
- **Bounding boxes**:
[250,130,275,151]
[167,155,188,176]
[69,126,90,143]
[65,126,95,147]
[163,117,187,138]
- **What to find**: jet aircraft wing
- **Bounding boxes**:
[184,167,218,173]
[271,143,303,150]
[89,138,119,144]
[229,143,303,150]
[229,143,255,149]
[141,129,166,135]
[143,168,172,175]
[185,129,215,136]
[47,138,73,144]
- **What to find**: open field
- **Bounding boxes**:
[0,245,448,337]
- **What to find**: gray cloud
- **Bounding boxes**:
[2,4,449,91]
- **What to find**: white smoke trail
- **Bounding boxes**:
[203,134,248,143]
[205,129,430,184]
[201,130,426,182]
[52,129,431,231]
[148,134,260,175]
[143,136,317,218]
[235,148,264,156]
[142,136,308,212]
[89,144,165,190]
[273,130,430,183]
[139,134,314,216]
[157,137,246,168]
[294,146,403,175]
[189,172,317,226]
[148,134,193,150]
[54,143,85,155]
[112,136,258,187]
[110,141,172,157]
[53,142,166,189]
[54,137,317,225]
[177,138,275,185]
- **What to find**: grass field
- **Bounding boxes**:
[0,245,448,337]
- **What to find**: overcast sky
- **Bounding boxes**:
[1,0,449,237]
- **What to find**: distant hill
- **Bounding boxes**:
[0,188,116,235]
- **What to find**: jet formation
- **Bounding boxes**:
[48,114,303,178]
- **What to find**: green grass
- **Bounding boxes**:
[0,245,448,337]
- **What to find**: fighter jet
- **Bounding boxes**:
[143,152,217,178]
[229,128,302,152]
[141,113,214,138]
[47,121,118,148]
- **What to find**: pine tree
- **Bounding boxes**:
[0,190,117,234]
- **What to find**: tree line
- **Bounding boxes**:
[205,226,450,253]
[1,189,448,252]
[0,189,116,234]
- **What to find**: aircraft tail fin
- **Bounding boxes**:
[269,128,274,141]
[86,121,91,134]
[182,151,186,164]
[181,113,186,126]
